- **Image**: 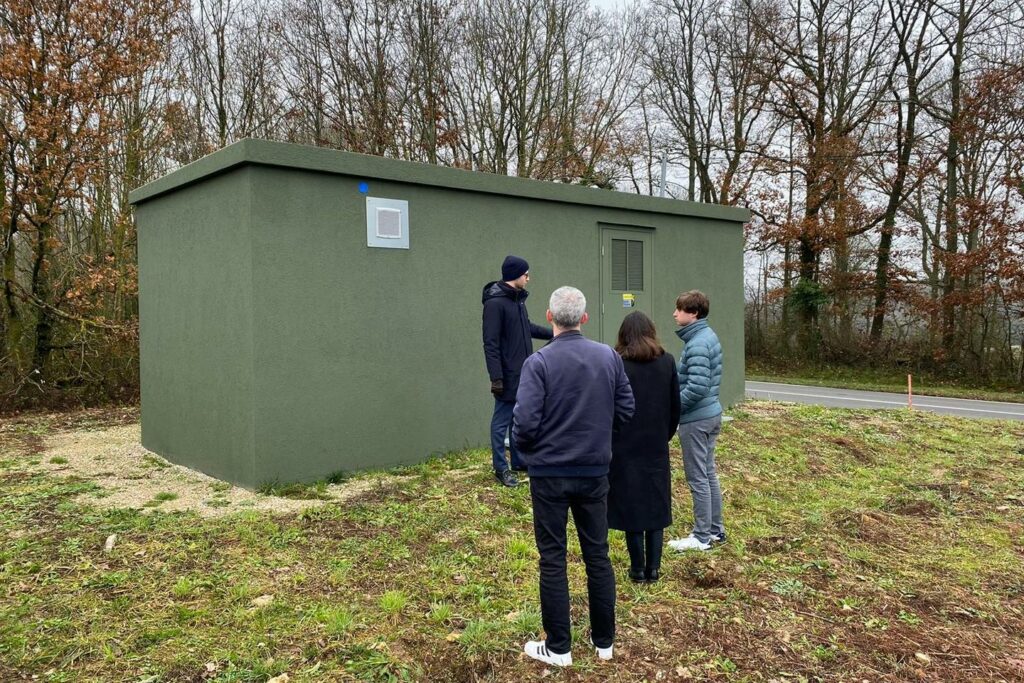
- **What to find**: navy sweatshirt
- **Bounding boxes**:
[512,331,635,477]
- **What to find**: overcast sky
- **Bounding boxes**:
[589,0,628,13]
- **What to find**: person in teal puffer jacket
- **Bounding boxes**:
[666,290,726,553]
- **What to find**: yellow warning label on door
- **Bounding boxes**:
[622,293,635,308]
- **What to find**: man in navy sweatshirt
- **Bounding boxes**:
[512,286,635,667]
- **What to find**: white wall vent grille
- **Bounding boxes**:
[366,197,409,249]
[375,207,402,238]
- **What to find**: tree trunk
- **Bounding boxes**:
[941,0,966,358]
[0,158,9,361]
[2,216,19,366]
[797,236,820,358]
[870,81,918,344]
[30,219,54,376]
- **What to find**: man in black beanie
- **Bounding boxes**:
[481,255,553,487]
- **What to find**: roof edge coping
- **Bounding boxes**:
[129,138,751,223]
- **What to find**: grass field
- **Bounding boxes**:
[746,358,1024,403]
[1,403,1023,681]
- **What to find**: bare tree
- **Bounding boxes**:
[916,0,1019,361]
[177,0,283,156]
[400,0,461,164]
[643,0,779,205]
[749,0,895,353]
[865,0,945,344]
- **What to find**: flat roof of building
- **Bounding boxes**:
[130,138,751,223]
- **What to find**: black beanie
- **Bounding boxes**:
[501,255,529,281]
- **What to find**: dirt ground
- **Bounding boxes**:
[35,423,407,517]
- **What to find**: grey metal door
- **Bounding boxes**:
[599,226,654,344]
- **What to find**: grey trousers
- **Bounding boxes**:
[678,415,724,544]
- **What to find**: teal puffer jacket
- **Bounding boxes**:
[676,319,723,424]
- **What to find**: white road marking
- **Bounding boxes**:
[745,387,1024,418]
[746,381,1024,408]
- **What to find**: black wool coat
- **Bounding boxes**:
[607,352,681,532]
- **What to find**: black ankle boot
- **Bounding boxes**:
[625,531,646,583]
[645,530,664,583]
[645,567,660,583]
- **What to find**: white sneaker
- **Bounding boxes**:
[593,643,613,660]
[668,534,711,552]
[524,640,572,667]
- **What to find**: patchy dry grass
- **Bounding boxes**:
[1,402,1022,682]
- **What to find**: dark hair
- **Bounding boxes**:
[615,311,664,362]
[675,290,709,319]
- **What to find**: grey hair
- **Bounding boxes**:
[549,286,587,328]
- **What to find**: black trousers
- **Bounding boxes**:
[529,475,616,654]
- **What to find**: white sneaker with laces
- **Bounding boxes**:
[668,534,711,552]
[524,640,572,667]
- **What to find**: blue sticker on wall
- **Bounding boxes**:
[358,182,369,194]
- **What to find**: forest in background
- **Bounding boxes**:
[2,0,1023,409]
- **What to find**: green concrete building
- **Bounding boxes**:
[130,139,749,489]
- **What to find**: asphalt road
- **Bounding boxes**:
[745,380,1024,421]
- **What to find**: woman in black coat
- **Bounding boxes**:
[608,311,681,583]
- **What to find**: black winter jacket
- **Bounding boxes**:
[481,281,552,401]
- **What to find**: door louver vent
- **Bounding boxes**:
[627,240,644,290]
[611,238,644,291]
[612,239,627,290]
